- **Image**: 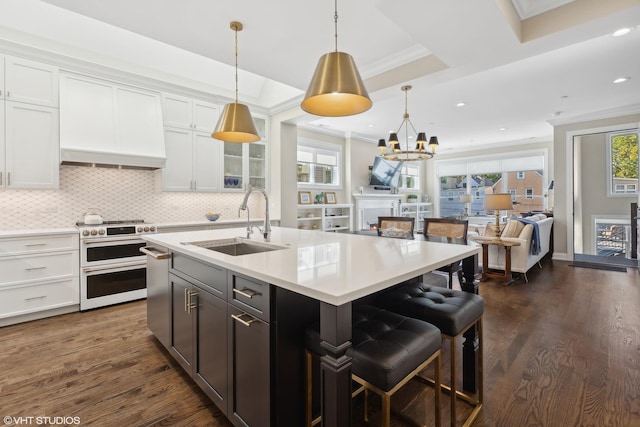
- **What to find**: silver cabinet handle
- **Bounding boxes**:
[25,295,46,301]
[7,172,9,186]
[25,243,47,247]
[139,246,170,259]
[233,288,260,299]
[231,313,256,327]
[25,266,46,271]
[187,290,198,313]
[184,287,188,313]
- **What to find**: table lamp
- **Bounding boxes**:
[484,193,513,241]
[459,194,472,217]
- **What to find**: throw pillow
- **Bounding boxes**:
[501,220,525,238]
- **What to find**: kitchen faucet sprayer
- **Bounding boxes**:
[239,185,271,241]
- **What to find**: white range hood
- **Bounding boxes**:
[59,73,166,169]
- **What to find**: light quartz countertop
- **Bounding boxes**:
[0,227,79,238]
[142,226,480,306]
[156,217,273,229]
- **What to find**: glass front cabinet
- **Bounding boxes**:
[222,115,268,191]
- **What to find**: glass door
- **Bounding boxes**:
[248,143,266,188]
[223,142,243,190]
[573,129,639,267]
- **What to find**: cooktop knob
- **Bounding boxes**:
[143,226,150,232]
[98,229,105,235]
[149,226,156,232]
[137,226,143,232]
[90,229,98,236]
[82,230,89,236]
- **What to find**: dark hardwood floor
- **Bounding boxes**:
[1,259,639,426]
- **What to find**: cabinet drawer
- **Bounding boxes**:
[0,251,78,286]
[0,234,79,256]
[228,273,270,322]
[0,277,79,319]
[171,253,226,297]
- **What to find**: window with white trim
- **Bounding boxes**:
[525,188,534,199]
[517,171,525,179]
[297,142,341,188]
[607,130,639,196]
[399,163,421,191]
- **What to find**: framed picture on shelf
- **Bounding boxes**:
[325,192,337,204]
[298,191,312,205]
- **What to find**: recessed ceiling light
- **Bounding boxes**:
[498,127,507,131]
[456,102,467,107]
[367,124,375,127]
[613,77,630,84]
[551,111,562,117]
[612,28,631,37]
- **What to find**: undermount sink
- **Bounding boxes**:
[188,238,288,256]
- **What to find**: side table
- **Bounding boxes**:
[471,237,521,285]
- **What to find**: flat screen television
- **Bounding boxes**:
[369,157,403,188]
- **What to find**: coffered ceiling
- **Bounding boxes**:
[2,0,639,152]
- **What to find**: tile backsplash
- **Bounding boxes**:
[0,165,263,230]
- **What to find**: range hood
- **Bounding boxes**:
[60,148,166,170]
[59,73,167,170]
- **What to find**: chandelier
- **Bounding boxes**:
[377,85,439,161]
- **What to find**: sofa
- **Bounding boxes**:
[478,214,554,281]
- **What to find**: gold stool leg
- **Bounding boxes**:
[435,352,442,427]
[305,350,313,427]
[450,337,457,427]
[382,393,391,427]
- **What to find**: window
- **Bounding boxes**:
[399,164,420,191]
[608,130,639,196]
[435,150,548,217]
[297,142,341,188]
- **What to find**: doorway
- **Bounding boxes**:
[572,128,639,267]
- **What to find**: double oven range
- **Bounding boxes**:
[77,220,157,310]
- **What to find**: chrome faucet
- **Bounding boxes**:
[239,185,271,242]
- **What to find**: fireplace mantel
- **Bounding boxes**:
[352,194,406,230]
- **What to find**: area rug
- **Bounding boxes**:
[569,261,627,272]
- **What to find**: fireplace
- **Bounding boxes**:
[353,194,403,231]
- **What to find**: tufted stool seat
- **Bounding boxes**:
[305,304,442,427]
[377,283,484,427]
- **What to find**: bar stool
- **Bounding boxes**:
[377,283,484,427]
[305,304,442,427]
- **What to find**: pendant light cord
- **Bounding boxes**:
[234,26,239,103]
[334,0,338,52]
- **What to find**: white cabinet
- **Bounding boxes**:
[222,141,267,191]
[161,93,219,133]
[1,55,60,189]
[0,232,79,326]
[400,202,433,233]
[297,204,353,232]
[158,93,221,192]
[59,73,165,168]
[160,127,219,192]
[2,55,59,107]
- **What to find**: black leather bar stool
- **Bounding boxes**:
[305,304,442,427]
[377,283,484,427]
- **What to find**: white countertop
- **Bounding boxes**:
[0,227,79,237]
[156,217,276,228]
[143,226,480,306]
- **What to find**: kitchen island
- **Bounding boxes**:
[142,226,480,427]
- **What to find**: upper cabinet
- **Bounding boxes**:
[2,55,59,108]
[1,55,59,189]
[222,114,268,192]
[162,93,219,133]
[159,92,221,192]
[59,73,166,168]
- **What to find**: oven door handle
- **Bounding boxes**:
[83,238,143,245]
[140,246,170,260]
[83,262,146,274]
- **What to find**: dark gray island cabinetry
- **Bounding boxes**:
[151,251,318,427]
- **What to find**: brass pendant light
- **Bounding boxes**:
[301,0,372,117]
[212,21,260,143]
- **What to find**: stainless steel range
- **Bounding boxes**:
[77,220,157,310]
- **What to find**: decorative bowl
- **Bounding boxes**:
[205,213,221,221]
